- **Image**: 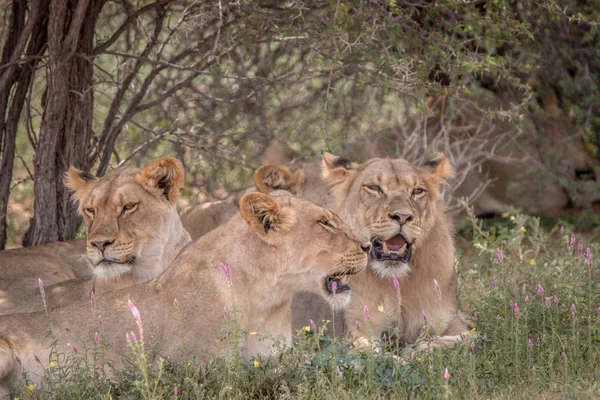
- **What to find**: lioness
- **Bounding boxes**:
[0,192,369,391]
[255,153,471,345]
[0,157,191,315]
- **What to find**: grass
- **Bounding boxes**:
[11,211,600,399]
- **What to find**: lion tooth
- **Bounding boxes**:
[341,275,349,285]
[400,243,407,254]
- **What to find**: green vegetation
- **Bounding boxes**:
[12,213,600,399]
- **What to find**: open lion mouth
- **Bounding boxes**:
[371,234,412,263]
[324,275,351,294]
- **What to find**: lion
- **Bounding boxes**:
[0,192,369,391]
[0,157,191,315]
[254,153,471,347]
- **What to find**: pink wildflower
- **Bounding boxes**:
[128,298,144,343]
[537,284,544,295]
[571,304,576,314]
[443,368,450,381]
[578,240,583,256]
[510,300,515,308]
[20,367,25,377]
[433,279,442,301]
[513,303,520,319]
[545,298,551,309]
[562,352,568,361]
[173,298,179,308]
[491,278,497,288]
[363,305,370,321]
[38,279,46,305]
[98,315,103,329]
[131,331,137,342]
[310,319,317,331]
[496,249,504,262]
[90,291,95,311]
[392,275,401,304]
[174,386,179,396]
[126,333,131,343]
[528,339,532,347]
[554,296,559,304]
[223,306,228,318]
[525,295,530,304]
[355,320,361,331]
[470,341,475,349]
[221,261,231,283]
[382,333,388,341]
[95,332,100,345]
[587,248,593,267]
[570,233,576,245]
[496,314,501,321]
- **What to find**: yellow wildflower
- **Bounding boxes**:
[249,332,258,336]
[14,398,19,400]
[510,215,515,221]
[520,226,526,233]
[502,212,510,218]
[377,304,384,313]
[49,362,55,368]
[471,327,476,332]
[253,360,260,368]
[28,384,35,391]
[187,362,191,367]
[303,326,311,332]
[529,259,536,265]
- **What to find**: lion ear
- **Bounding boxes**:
[254,165,305,195]
[64,167,97,205]
[321,152,357,186]
[137,157,185,204]
[421,153,455,196]
[239,193,295,244]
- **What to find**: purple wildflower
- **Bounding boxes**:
[537,284,544,295]
[470,341,475,349]
[491,278,497,288]
[578,240,583,256]
[433,279,442,301]
[90,291,95,311]
[443,368,450,381]
[562,352,568,361]
[570,233,576,245]
[221,261,231,283]
[364,305,370,321]
[571,304,576,314]
[128,298,144,342]
[382,333,387,341]
[174,386,179,396]
[510,300,515,308]
[587,248,593,267]
[131,331,137,342]
[545,298,551,309]
[554,296,559,304]
[392,275,401,304]
[528,339,533,347]
[496,249,504,262]
[355,320,361,331]
[513,303,520,319]
[95,332,100,345]
[525,295,530,304]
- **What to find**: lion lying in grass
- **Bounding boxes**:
[255,153,472,348]
[0,191,369,390]
[0,157,191,315]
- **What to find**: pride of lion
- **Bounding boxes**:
[0,146,474,391]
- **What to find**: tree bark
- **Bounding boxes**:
[0,0,47,250]
[23,0,105,246]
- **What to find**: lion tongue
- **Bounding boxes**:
[385,235,407,254]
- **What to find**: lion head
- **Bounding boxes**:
[320,152,454,279]
[239,191,370,308]
[64,157,191,288]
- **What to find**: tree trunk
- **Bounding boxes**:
[23,0,105,246]
[0,1,47,250]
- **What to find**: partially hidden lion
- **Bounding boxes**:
[255,153,471,347]
[0,157,191,315]
[0,192,369,391]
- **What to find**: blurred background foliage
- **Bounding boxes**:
[1,0,599,248]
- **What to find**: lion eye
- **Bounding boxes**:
[84,208,95,217]
[412,188,426,197]
[319,219,335,229]
[122,203,138,214]
[366,184,383,194]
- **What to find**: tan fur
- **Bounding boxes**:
[255,154,471,344]
[254,165,305,196]
[0,157,191,316]
[0,193,369,391]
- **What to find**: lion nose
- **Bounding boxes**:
[389,212,413,224]
[360,242,372,254]
[91,239,114,252]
